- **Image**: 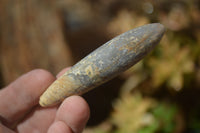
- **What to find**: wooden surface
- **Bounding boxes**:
[0,0,73,85]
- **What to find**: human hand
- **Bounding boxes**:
[0,68,90,133]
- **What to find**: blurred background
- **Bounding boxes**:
[0,0,200,132]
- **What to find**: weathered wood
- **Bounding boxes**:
[0,0,73,84]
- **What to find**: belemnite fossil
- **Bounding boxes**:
[39,23,165,107]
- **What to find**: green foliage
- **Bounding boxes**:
[84,94,178,133]
[138,122,159,133]
[111,93,155,133]
[188,106,200,132]
[151,103,177,133]
[112,93,178,133]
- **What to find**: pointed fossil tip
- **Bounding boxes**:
[128,23,165,52]
[39,99,46,107]
[140,23,165,48]
[150,23,165,36]
[152,23,165,45]
[126,23,165,43]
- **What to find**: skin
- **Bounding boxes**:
[0,68,90,133]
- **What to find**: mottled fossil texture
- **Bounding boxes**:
[39,23,165,107]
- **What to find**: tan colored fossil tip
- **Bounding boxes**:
[39,73,81,107]
[39,97,49,107]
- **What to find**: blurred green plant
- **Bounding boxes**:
[84,93,179,133]
[111,93,155,133]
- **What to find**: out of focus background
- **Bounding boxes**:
[0,0,200,132]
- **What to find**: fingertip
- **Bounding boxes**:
[56,96,90,133]
[48,121,72,133]
[56,67,71,78]
[13,68,56,104]
[28,69,55,86]
[65,96,90,122]
[62,96,90,124]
